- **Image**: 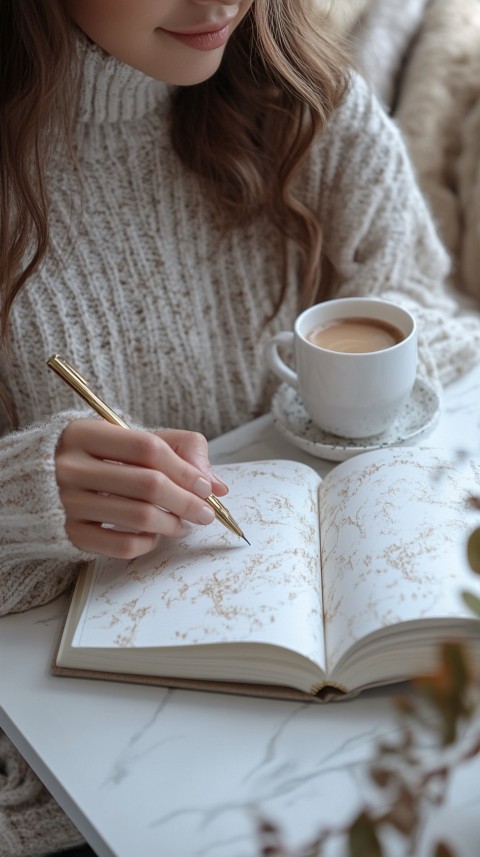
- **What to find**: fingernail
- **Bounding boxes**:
[197,506,215,525]
[212,472,229,491]
[193,477,212,499]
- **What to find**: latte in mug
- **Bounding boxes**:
[307,317,404,353]
[264,297,417,438]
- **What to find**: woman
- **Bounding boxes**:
[1,1,479,854]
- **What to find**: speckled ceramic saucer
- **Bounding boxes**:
[271,378,441,462]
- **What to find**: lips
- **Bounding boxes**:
[161,20,234,51]
[171,20,233,37]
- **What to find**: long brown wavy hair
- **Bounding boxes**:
[0,0,349,364]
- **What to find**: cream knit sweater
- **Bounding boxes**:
[1,39,480,856]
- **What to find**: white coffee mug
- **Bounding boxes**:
[265,297,417,438]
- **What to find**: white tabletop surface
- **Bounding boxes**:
[2,367,480,857]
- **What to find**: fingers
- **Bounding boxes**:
[57,454,216,524]
[59,474,215,527]
[60,488,193,534]
[57,420,215,506]
[64,490,194,558]
[55,420,225,559]
[65,522,160,560]
[62,421,206,489]
[158,428,229,497]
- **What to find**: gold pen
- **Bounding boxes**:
[47,354,250,545]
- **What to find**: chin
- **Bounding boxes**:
[152,59,224,86]
[177,68,222,86]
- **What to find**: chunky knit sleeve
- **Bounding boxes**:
[312,73,480,386]
[0,410,95,616]
[0,732,85,856]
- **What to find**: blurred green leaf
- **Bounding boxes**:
[461,590,480,617]
[348,812,383,857]
[467,527,480,574]
[443,641,470,696]
[413,642,472,744]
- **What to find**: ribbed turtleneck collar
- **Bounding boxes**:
[75,32,173,124]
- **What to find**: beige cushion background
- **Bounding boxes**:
[313,0,480,303]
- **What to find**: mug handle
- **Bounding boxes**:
[264,331,298,389]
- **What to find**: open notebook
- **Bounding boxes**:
[54,447,480,701]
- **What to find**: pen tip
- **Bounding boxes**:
[242,534,251,546]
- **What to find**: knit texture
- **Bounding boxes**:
[2,35,480,611]
[1,36,480,857]
[0,735,84,857]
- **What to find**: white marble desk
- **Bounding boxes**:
[2,368,480,857]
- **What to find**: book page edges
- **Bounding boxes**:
[51,660,353,703]
[52,599,350,703]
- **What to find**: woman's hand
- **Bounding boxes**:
[55,419,229,559]
[158,428,228,498]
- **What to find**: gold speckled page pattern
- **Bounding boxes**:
[320,447,480,673]
[72,461,326,670]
